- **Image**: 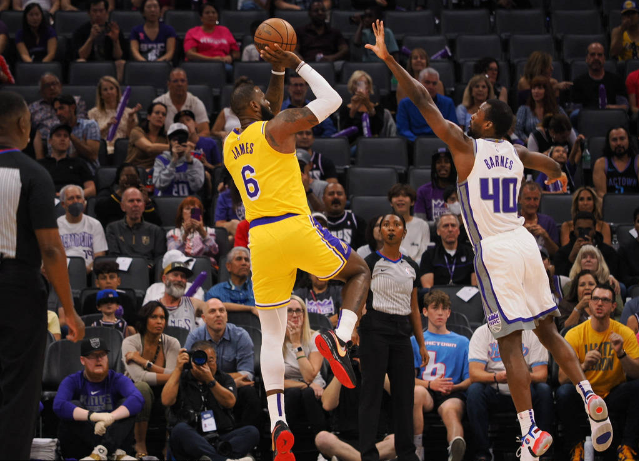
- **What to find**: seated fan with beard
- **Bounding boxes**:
[155,250,208,332]
[592,126,639,197]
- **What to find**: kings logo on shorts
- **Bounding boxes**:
[487,312,501,333]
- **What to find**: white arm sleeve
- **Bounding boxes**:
[297,62,342,123]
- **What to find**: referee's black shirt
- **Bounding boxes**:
[0,146,57,269]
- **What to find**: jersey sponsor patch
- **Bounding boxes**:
[487,312,501,333]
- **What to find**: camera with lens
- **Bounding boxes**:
[183,349,208,370]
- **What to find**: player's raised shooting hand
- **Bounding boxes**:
[260,43,301,71]
[364,20,390,61]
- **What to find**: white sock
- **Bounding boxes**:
[576,380,595,404]
[414,434,423,447]
[267,393,287,431]
[517,409,536,435]
[335,309,357,343]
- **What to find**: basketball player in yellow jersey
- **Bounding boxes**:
[223,44,370,461]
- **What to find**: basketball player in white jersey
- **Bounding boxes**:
[366,21,613,460]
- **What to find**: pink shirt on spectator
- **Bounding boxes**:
[184,25,238,59]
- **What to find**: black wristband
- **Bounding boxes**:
[493,373,497,384]
[87,411,95,425]
[617,350,627,359]
[207,379,217,388]
[427,380,430,390]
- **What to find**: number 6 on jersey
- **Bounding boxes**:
[241,165,261,200]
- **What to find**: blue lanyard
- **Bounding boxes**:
[444,252,456,285]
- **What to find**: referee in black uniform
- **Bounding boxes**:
[359,212,429,461]
[0,92,85,459]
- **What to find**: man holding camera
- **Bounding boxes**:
[72,0,127,81]
[161,341,260,461]
[53,337,144,460]
[152,123,205,197]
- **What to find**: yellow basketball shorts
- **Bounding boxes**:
[248,213,351,310]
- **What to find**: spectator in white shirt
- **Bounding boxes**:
[58,184,108,272]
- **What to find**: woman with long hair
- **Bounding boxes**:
[15,3,56,62]
[283,295,327,432]
[396,47,444,103]
[122,301,180,458]
[517,51,571,105]
[88,76,142,155]
[130,0,176,62]
[556,270,596,331]
[166,196,219,268]
[566,245,623,313]
[456,74,494,132]
[125,102,170,170]
[560,187,612,245]
[359,213,428,461]
[527,113,578,155]
[473,57,508,103]
[515,76,566,141]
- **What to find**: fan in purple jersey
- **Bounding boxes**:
[53,337,144,460]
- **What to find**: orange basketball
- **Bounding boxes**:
[254,18,297,53]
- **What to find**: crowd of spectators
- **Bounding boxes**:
[2,0,639,459]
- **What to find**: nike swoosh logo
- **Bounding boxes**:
[91,390,99,395]
[380,268,388,272]
[332,332,347,358]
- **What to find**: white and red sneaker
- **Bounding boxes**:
[520,425,553,458]
[586,394,613,452]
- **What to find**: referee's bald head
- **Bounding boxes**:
[0,91,29,125]
[0,92,31,150]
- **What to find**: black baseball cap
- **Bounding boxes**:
[81,337,110,356]
[49,124,72,138]
[174,109,196,123]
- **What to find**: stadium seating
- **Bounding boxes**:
[494,9,546,39]
[350,195,392,223]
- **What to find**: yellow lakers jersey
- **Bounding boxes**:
[223,121,311,222]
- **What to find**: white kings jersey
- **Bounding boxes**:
[457,138,525,246]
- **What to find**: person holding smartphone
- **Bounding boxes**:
[152,123,205,197]
[338,70,392,146]
[167,196,219,268]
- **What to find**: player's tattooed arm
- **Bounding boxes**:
[265,107,319,152]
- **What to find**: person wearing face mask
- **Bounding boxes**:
[39,123,96,198]
[152,123,205,197]
[419,212,476,290]
[57,184,108,273]
[592,126,639,198]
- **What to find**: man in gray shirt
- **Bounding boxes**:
[105,187,165,266]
